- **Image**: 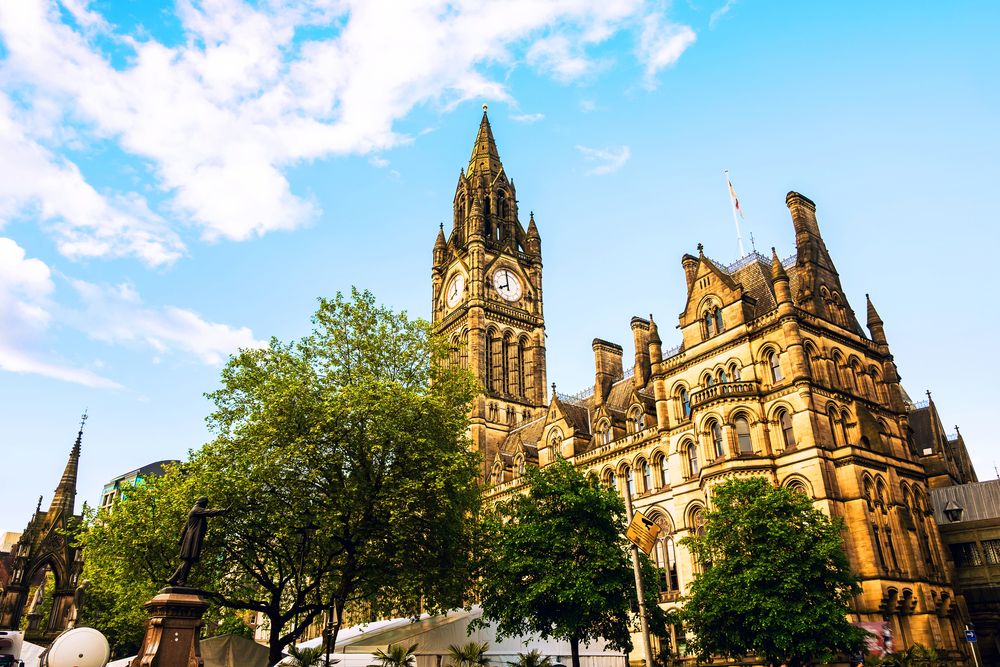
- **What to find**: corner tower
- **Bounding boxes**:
[432,106,547,478]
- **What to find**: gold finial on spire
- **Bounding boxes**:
[483,103,488,111]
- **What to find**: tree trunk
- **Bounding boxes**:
[267,608,289,667]
[570,634,580,667]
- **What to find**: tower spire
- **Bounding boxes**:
[50,410,86,516]
[468,104,503,180]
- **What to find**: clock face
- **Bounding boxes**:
[446,274,465,307]
[493,269,522,302]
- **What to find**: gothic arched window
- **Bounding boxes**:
[769,351,783,383]
[680,388,691,419]
[779,410,795,449]
[735,417,752,453]
[704,311,715,338]
[624,467,635,498]
[686,442,700,476]
[714,308,724,334]
[642,461,652,493]
[657,453,670,488]
[710,420,724,459]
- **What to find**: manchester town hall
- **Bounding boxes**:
[432,110,987,662]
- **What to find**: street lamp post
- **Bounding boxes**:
[324,596,345,667]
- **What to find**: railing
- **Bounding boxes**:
[705,251,795,275]
[558,366,635,405]
[576,425,658,464]
[947,432,959,442]
[689,381,757,408]
[907,399,930,411]
[557,386,593,404]
[663,344,682,359]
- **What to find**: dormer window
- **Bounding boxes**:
[629,409,645,433]
[714,308,724,333]
[598,421,613,445]
[704,311,715,337]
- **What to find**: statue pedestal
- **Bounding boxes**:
[129,588,209,667]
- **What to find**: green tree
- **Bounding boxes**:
[77,289,482,666]
[369,643,418,667]
[677,476,869,667]
[473,456,667,667]
[506,650,552,667]
[448,641,491,667]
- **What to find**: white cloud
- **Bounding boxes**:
[510,113,545,123]
[579,100,596,112]
[65,279,266,366]
[637,6,698,89]
[0,94,184,266]
[710,0,737,28]
[0,237,122,387]
[0,0,695,256]
[576,144,630,175]
[0,236,264,386]
[369,155,390,168]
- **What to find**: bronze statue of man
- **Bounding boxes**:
[166,496,230,588]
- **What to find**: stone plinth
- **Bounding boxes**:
[129,588,208,667]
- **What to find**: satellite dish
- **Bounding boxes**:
[39,627,110,667]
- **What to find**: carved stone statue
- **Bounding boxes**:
[66,579,89,629]
[166,496,230,588]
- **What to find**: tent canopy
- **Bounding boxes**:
[283,606,626,667]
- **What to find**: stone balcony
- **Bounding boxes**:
[690,380,758,410]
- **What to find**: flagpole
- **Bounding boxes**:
[726,170,746,257]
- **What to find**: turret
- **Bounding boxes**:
[866,294,887,346]
[648,315,663,366]
[433,223,447,267]
[771,247,791,305]
[525,212,541,256]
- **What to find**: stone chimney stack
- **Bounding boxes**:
[592,339,624,408]
[630,317,651,388]
[682,253,699,292]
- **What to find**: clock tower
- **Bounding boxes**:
[432,107,547,479]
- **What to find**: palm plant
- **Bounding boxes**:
[448,641,491,667]
[506,650,552,667]
[369,643,419,667]
[287,645,330,667]
[913,644,949,667]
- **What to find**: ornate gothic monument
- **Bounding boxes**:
[0,416,87,643]
[435,112,979,663]
[431,106,548,478]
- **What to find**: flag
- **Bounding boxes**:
[728,176,744,218]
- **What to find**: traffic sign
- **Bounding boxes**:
[966,630,977,642]
[626,510,661,555]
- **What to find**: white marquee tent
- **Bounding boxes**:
[279,605,628,667]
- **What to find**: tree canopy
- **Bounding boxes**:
[474,456,667,667]
[677,476,868,666]
[77,289,483,665]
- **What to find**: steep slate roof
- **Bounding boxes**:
[499,416,546,461]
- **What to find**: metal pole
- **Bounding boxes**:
[624,486,656,667]
[966,625,980,667]
[725,171,746,257]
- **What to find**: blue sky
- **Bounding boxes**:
[1,0,997,532]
